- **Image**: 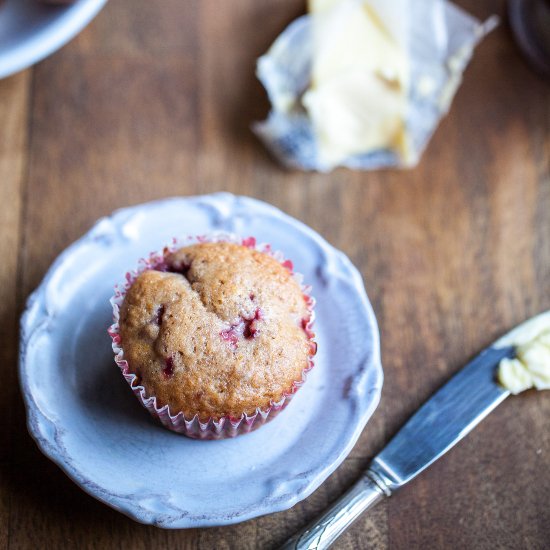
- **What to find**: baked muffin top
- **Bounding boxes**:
[118,241,314,419]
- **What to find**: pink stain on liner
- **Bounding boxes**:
[242,236,256,248]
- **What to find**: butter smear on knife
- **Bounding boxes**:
[496,312,550,394]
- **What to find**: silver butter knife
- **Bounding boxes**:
[280,312,548,550]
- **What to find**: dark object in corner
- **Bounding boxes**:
[509,0,550,77]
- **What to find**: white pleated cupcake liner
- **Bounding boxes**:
[108,233,316,440]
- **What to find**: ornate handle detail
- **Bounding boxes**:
[280,469,391,550]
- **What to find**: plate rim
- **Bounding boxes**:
[19,192,383,527]
[0,0,108,79]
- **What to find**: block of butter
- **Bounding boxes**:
[254,0,497,171]
[303,0,411,168]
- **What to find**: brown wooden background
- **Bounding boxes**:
[1,1,549,548]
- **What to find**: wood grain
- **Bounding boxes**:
[0,69,30,550]
[1,0,549,548]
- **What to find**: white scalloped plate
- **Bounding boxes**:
[19,193,382,528]
[0,0,108,80]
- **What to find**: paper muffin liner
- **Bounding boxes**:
[108,233,316,440]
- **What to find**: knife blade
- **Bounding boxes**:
[369,345,512,491]
[281,312,549,550]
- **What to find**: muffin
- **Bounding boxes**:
[109,235,316,439]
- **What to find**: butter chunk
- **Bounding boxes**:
[303,0,411,168]
[303,71,409,168]
[497,316,550,394]
[498,358,533,395]
[516,340,550,390]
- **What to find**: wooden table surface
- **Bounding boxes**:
[1,1,549,548]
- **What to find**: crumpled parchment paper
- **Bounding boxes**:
[253,0,498,172]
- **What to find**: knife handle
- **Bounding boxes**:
[280,469,390,550]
